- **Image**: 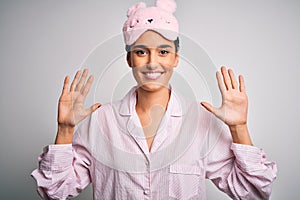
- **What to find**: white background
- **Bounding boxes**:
[0,0,299,199]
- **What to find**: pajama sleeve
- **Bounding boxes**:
[31,133,92,200]
[205,125,277,200]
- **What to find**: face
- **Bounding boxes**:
[127,30,179,93]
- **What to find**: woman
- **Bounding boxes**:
[32,0,277,199]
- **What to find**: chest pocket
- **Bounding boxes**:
[169,164,204,199]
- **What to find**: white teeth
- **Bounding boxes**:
[143,72,163,79]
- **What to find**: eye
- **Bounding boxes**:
[160,50,169,55]
[134,49,147,56]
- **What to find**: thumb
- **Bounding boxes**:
[87,103,101,115]
[200,102,214,113]
[201,102,223,122]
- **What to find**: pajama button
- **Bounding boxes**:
[143,190,150,195]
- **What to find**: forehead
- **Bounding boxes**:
[133,30,175,48]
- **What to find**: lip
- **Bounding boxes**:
[142,71,165,80]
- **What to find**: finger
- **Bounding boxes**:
[62,76,70,94]
[239,75,246,92]
[216,71,226,94]
[82,75,94,97]
[200,102,214,113]
[221,66,232,90]
[75,69,88,92]
[70,70,82,92]
[228,69,238,89]
[86,103,101,115]
[201,102,225,122]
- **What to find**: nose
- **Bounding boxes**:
[147,50,158,69]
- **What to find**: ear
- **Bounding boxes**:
[173,53,179,68]
[126,52,133,68]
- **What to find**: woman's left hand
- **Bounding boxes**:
[201,66,248,128]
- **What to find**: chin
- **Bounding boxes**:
[138,82,168,93]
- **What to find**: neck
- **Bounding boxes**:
[135,86,171,113]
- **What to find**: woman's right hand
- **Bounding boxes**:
[55,69,101,144]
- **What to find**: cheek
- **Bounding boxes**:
[161,59,177,70]
[161,55,178,67]
[132,68,142,81]
[166,69,174,77]
[131,55,148,67]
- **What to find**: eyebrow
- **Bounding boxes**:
[131,45,147,50]
[131,44,173,50]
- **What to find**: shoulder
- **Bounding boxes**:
[171,87,211,117]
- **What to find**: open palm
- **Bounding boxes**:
[58,69,100,128]
[201,66,248,127]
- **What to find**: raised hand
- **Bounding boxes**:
[201,66,252,145]
[55,69,101,144]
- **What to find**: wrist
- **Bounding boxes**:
[229,124,253,146]
[229,124,248,133]
[55,124,74,144]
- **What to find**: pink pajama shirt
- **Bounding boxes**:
[32,86,277,199]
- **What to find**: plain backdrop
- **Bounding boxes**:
[0,0,299,199]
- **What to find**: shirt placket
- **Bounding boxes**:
[126,115,153,199]
[143,155,151,199]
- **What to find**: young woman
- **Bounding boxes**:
[32,0,277,199]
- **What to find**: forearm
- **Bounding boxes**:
[206,131,277,200]
[31,144,91,199]
[229,124,253,146]
[55,125,74,144]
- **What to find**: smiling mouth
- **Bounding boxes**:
[142,72,164,80]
